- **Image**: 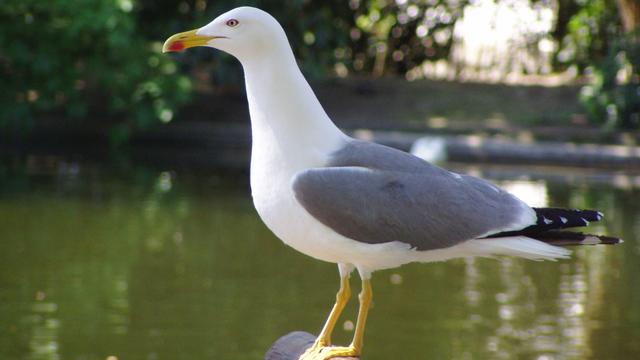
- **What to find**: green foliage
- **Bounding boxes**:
[580,30,640,129]
[554,0,640,129]
[135,0,355,82]
[135,0,466,80]
[557,0,621,69]
[0,0,191,143]
[348,0,467,75]
[1,0,637,134]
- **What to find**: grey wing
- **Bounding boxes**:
[292,166,536,251]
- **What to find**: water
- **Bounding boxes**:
[0,158,638,360]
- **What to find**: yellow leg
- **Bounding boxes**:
[316,275,351,346]
[349,278,372,353]
[300,275,351,357]
[300,278,373,360]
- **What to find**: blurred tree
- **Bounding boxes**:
[616,0,639,33]
[348,0,468,76]
[1,0,637,136]
[161,0,636,129]
[555,0,622,70]
[550,0,581,70]
[136,0,355,84]
[580,31,639,129]
[139,0,467,81]
[561,0,639,129]
[0,0,191,144]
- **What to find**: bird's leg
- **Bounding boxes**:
[347,278,372,354]
[315,275,351,347]
[299,278,372,360]
[301,274,351,359]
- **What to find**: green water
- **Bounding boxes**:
[0,160,638,360]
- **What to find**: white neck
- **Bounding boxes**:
[241,45,347,172]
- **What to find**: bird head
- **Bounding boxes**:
[162,6,286,62]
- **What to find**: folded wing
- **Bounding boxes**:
[292,165,536,251]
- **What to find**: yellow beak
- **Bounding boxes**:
[162,29,217,53]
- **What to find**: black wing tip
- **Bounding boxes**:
[486,208,607,239]
[532,207,605,229]
[532,230,623,246]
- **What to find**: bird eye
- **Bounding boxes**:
[226,19,239,27]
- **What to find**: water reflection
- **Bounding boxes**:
[28,297,60,360]
[499,180,548,208]
[0,158,638,359]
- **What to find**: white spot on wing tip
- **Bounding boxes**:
[543,217,553,225]
[559,216,568,224]
[582,218,590,225]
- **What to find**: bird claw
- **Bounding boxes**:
[299,344,360,360]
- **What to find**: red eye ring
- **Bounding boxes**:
[226,19,239,27]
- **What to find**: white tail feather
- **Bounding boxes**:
[465,236,571,261]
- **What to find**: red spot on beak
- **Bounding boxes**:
[168,41,185,52]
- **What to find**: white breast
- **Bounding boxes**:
[249,132,345,263]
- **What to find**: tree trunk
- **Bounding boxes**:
[617,0,640,33]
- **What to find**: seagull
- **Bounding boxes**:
[163,7,622,359]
